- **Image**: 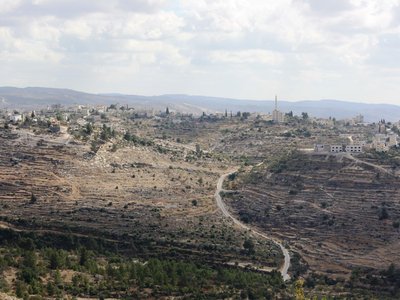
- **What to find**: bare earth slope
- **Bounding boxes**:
[223,152,400,277]
[0,127,282,269]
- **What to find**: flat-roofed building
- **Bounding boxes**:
[330,145,344,153]
[345,145,363,153]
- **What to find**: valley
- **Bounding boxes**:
[1,107,400,298]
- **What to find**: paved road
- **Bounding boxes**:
[214,171,291,281]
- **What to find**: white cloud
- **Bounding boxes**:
[209,49,283,65]
[0,0,22,14]
[0,0,400,103]
[63,20,93,40]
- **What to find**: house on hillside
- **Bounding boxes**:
[330,145,344,153]
[345,144,363,153]
[9,114,24,123]
[315,144,327,152]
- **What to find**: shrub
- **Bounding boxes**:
[30,193,37,204]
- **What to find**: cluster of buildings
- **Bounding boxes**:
[315,142,366,153]
[371,121,398,152]
[315,120,399,154]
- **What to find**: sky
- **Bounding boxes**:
[1,0,400,104]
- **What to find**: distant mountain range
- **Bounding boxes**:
[0,86,399,122]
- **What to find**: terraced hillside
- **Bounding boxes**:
[0,127,283,269]
[223,151,400,277]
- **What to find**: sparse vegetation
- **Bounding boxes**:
[1,106,399,298]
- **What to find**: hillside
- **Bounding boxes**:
[223,151,400,278]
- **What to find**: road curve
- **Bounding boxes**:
[214,171,291,281]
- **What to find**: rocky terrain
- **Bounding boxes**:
[223,150,400,277]
[0,125,283,270]
[1,109,400,298]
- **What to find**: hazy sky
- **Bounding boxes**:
[1,0,400,104]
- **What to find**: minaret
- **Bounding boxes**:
[272,95,283,123]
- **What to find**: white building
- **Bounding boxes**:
[345,145,363,153]
[375,143,389,152]
[372,133,393,152]
[330,145,344,153]
[353,114,364,124]
[272,95,284,123]
[10,114,23,123]
[315,144,327,152]
[388,134,398,147]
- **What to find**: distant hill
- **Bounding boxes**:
[0,87,399,122]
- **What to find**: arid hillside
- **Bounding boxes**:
[0,126,282,269]
[223,150,400,277]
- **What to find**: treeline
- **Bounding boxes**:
[349,264,400,297]
[0,228,287,299]
[0,246,285,299]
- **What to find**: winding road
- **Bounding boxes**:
[214,171,291,281]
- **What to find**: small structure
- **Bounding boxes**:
[388,134,398,147]
[10,114,23,123]
[314,144,327,152]
[353,114,364,124]
[377,120,386,134]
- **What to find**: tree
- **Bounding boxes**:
[79,247,88,266]
[100,124,113,141]
[85,123,93,135]
[301,112,309,120]
[243,239,255,255]
[49,250,63,270]
[30,193,37,204]
[379,206,389,220]
[195,144,201,156]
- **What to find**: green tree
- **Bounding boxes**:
[30,193,37,204]
[85,123,93,135]
[48,249,63,270]
[379,206,389,220]
[15,281,26,298]
[79,247,88,266]
[243,239,255,255]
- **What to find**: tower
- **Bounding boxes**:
[272,95,284,123]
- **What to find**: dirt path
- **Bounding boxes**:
[344,153,395,176]
[214,170,291,281]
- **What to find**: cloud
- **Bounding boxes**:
[117,0,167,13]
[0,0,23,14]
[209,49,283,65]
[0,0,400,103]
